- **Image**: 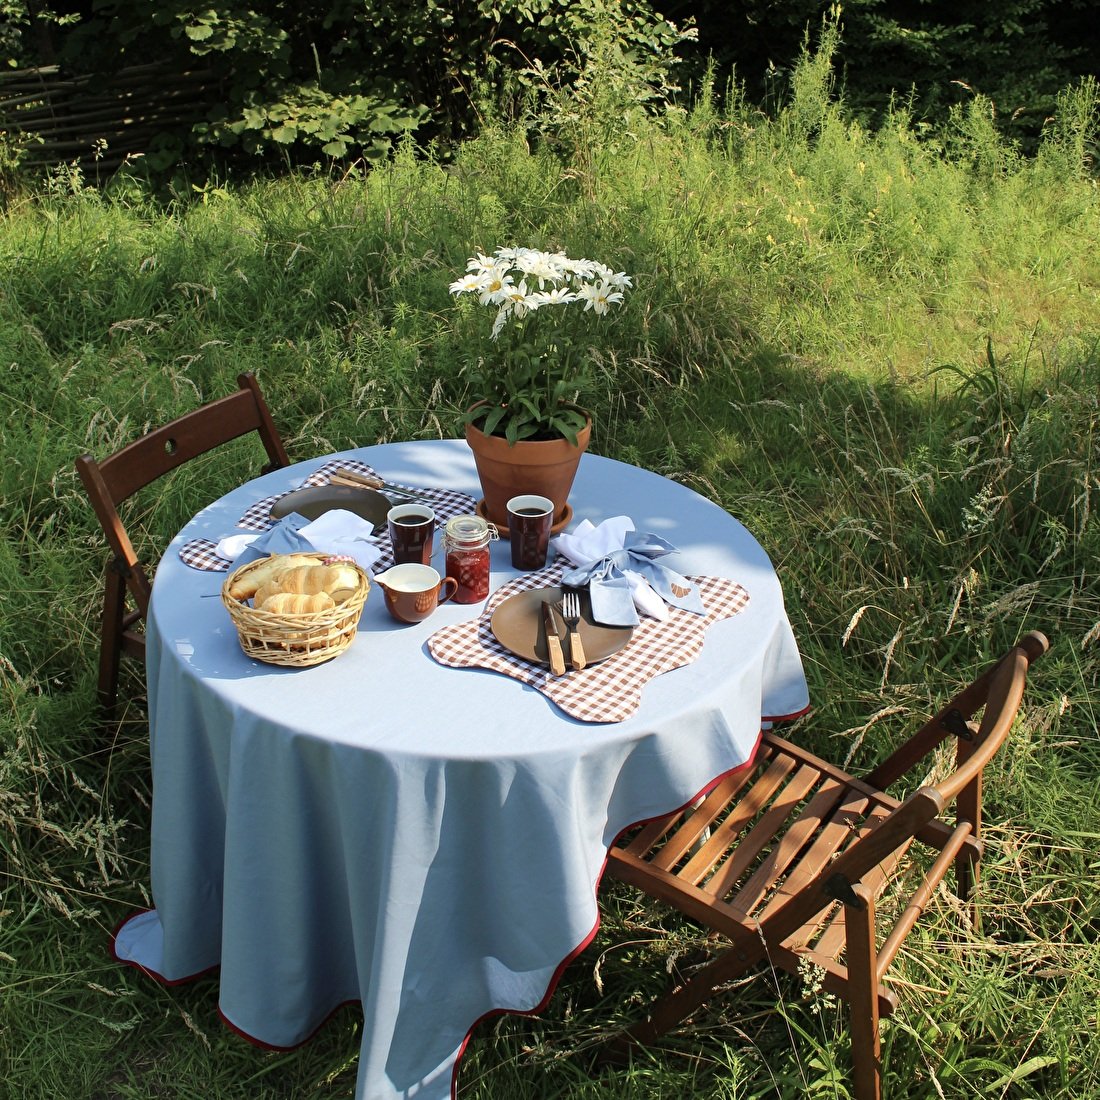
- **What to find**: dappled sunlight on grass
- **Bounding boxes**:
[2,31,1098,1099]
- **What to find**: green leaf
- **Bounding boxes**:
[986,1056,1061,1090]
[549,415,580,446]
[482,404,507,437]
[516,395,543,421]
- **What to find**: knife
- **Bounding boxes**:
[330,468,424,501]
[542,600,567,676]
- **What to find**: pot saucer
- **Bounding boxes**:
[476,499,574,540]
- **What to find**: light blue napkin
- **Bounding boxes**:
[233,513,316,566]
[226,509,384,573]
[560,531,706,627]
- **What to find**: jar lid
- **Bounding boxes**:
[444,514,496,545]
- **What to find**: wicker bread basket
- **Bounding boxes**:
[221,552,371,667]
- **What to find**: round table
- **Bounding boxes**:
[113,439,809,1100]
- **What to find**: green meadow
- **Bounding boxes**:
[2,41,1099,1099]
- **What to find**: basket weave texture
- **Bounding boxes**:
[221,553,371,667]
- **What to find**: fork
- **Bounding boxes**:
[560,588,587,671]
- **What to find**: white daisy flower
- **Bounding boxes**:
[466,252,498,274]
[576,280,624,314]
[449,273,486,295]
[491,305,512,339]
[501,280,536,319]
[515,249,568,289]
[477,265,515,306]
[528,287,577,308]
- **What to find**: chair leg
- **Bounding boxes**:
[96,567,126,721]
[955,778,983,931]
[845,883,882,1100]
[600,932,763,1064]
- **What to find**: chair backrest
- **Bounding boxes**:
[763,631,1049,946]
[863,629,1048,800]
[76,371,289,619]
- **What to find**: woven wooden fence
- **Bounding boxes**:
[0,61,219,175]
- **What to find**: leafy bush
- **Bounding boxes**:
[0,0,695,175]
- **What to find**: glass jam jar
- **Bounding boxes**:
[443,514,498,603]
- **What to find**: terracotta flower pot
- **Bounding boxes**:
[465,411,591,533]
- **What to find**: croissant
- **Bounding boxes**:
[227,554,294,601]
[255,563,362,605]
[314,563,362,602]
[258,591,336,615]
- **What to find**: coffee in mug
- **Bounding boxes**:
[506,494,554,570]
[387,503,435,565]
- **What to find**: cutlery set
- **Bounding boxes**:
[542,588,588,675]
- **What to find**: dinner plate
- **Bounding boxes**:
[490,586,633,667]
[270,484,392,527]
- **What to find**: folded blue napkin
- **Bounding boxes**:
[233,513,315,566]
[229,510,384,573]
[559,529,706,627]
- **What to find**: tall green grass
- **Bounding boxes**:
[2,35,1099,1099]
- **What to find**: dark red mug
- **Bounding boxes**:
[506,494,554,570]
[387,503,435,565]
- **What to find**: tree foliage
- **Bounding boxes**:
[665,0,1098,152]
[0,0,1096,175]
[0,0,695,171]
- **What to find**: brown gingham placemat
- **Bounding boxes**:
[178,459,478,572]
[427,561,750,723]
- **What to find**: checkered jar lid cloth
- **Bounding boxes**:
[427,561,750,724]
[178,459,478,573]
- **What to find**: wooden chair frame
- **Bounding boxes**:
[601,631,1048,1100]
[76,371,289,718]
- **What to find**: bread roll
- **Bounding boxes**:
[255,562,363,605]
[227,554,294,601]
[258,591,336,615]
[315,563,363,603]
[258,567,321,602]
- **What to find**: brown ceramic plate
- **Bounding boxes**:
[490,586,633,667]
[270,484,392,527]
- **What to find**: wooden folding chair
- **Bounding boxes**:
[601,631,1048,1100]
[76,371,289,719]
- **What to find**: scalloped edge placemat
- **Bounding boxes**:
[178,459,477,572]
[428,561,750,723]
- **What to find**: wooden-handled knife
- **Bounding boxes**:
[331,468,424,501]
[542,600,567,676]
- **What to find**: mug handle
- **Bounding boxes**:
[438,576,459,605]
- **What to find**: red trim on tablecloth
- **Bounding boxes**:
[216,1001,361,1052]
[109,909,220,987]
[110,715,810,1097]
[447,724,780,1099]
[763,703,812,725]
[110,908,355,1048]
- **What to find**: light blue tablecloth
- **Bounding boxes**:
[113,440,809,1100]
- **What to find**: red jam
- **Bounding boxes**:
[446,546,491,603]
[443,515,497,603]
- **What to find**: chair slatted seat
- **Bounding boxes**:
[601,631,1048,1100]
